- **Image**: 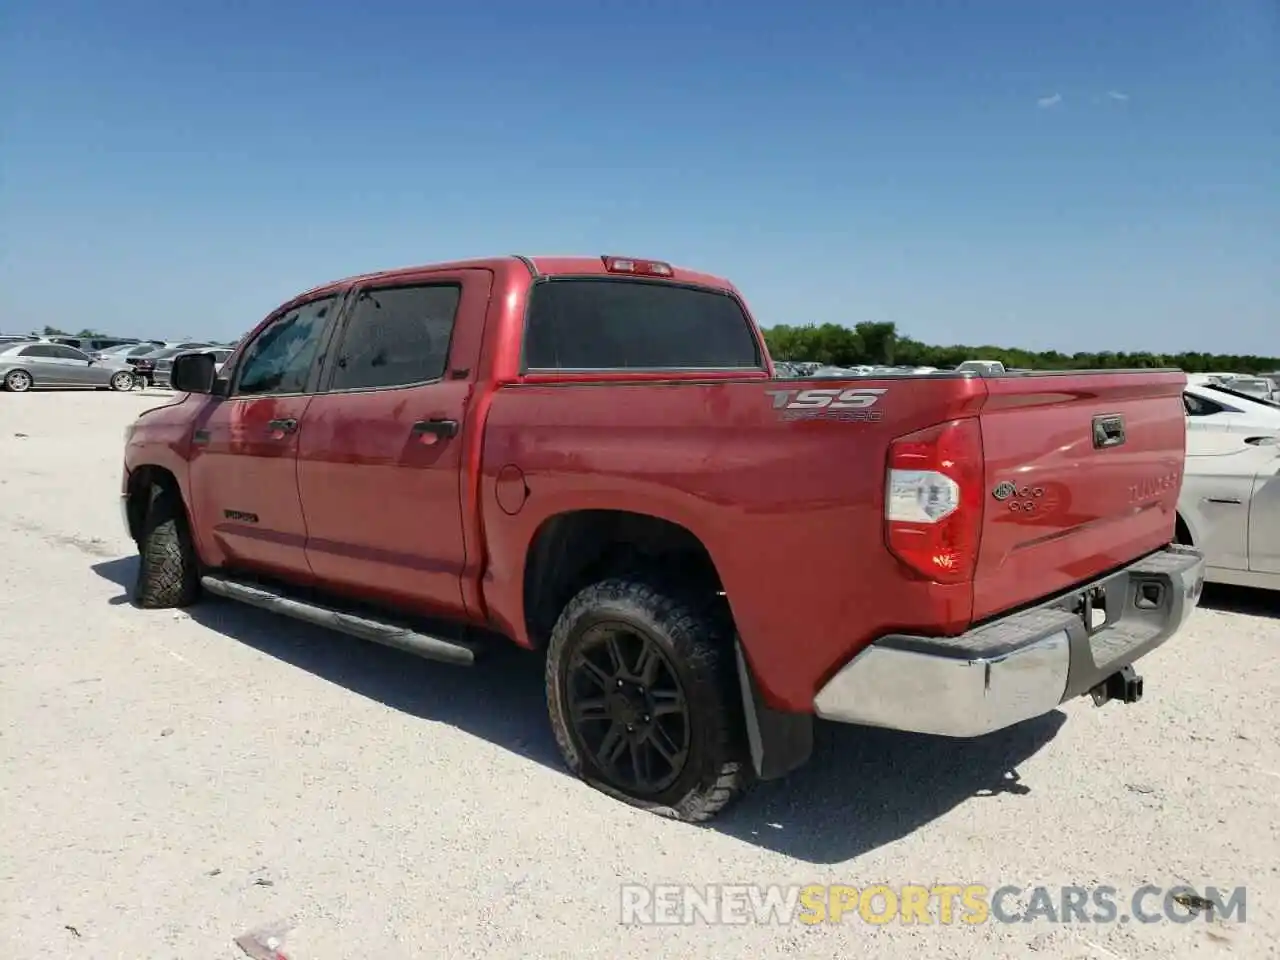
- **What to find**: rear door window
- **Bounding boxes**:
[523,278,761,370]
[328,283,460,391]
[49,345,88,361]
[234,296,337,397]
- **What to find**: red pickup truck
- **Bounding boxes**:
[121,254,1205,822]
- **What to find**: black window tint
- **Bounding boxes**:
[235,296,335,396]
[20,344,55,357]
[523,279,761,370]
[1184,393,1222,416]
[329,284,459,391]
[50,345,87,360]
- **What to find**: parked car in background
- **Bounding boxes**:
[1184,382,1280,436]
[121,252,1202,821]
[96,342,166,362]
[127,343,213,386]
[89,340,165,360]
[153,347,232,388]
[1218,376,1277,403]
[50,336,141,355]
[0,342,136,392]
[1178,430,1280,591]
[955,359,1006,374]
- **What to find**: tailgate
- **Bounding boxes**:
[971,370,1187,622]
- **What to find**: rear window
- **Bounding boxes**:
[523,278,762,371]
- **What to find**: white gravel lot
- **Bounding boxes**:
[1,390,1278,960]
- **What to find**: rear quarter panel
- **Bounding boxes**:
[478,376,986,711]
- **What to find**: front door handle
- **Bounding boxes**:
[412,418,459,439]
[268,418,298,435]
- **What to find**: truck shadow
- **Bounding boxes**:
[92,555,1064,865]
[1199,584,1279,619]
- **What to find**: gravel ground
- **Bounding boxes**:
[2,390,1278,960]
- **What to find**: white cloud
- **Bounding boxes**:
[1037,93,1063,108]
[1107,90,1130,101]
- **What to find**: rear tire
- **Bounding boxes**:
[545,577,752,822]
[134,484,201,609]
[109,371,135,392]
[4,369,32,392]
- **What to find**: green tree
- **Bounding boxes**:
[760,325,1280,375]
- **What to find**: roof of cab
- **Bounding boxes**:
[294,255,736,301]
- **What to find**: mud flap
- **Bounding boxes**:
[736,640,813,780]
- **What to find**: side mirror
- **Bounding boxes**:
[171,353,217,394]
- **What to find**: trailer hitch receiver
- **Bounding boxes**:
[1090,665,1144,706]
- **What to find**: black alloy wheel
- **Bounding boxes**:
[564,621,691,795]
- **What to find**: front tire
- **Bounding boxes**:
[4,369,32,392]
[545,577,751,822]
[109,371,135,392]
[134,484,201,608]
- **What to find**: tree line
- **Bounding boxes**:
[763,322,1279,375]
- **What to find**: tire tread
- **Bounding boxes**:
[545,576,751,823]
[134,485,200,609]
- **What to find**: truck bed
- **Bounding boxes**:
[477,368,1188,711]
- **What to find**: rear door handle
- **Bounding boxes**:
[268,418,298,435]
[412,418,459,439]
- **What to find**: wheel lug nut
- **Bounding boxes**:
[616,679,624,687]
[643,715,650,722]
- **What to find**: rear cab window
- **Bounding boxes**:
[523,278,762,371]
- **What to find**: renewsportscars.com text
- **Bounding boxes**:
[619,884,1246,926]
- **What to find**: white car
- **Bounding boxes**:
[1183,382,1280,436]
[1178,421,1280,591]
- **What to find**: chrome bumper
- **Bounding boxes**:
[813,545,1206,738]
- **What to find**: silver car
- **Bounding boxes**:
[0,341,137,392]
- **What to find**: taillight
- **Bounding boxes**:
[601,255,674,277]
[885,418,984,584]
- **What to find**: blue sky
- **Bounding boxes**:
[2,0,1276,353]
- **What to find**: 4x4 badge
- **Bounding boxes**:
[991,481,1017,501]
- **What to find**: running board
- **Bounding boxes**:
[199,575,478,666]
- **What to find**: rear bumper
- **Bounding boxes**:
[812,544,1205,738]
